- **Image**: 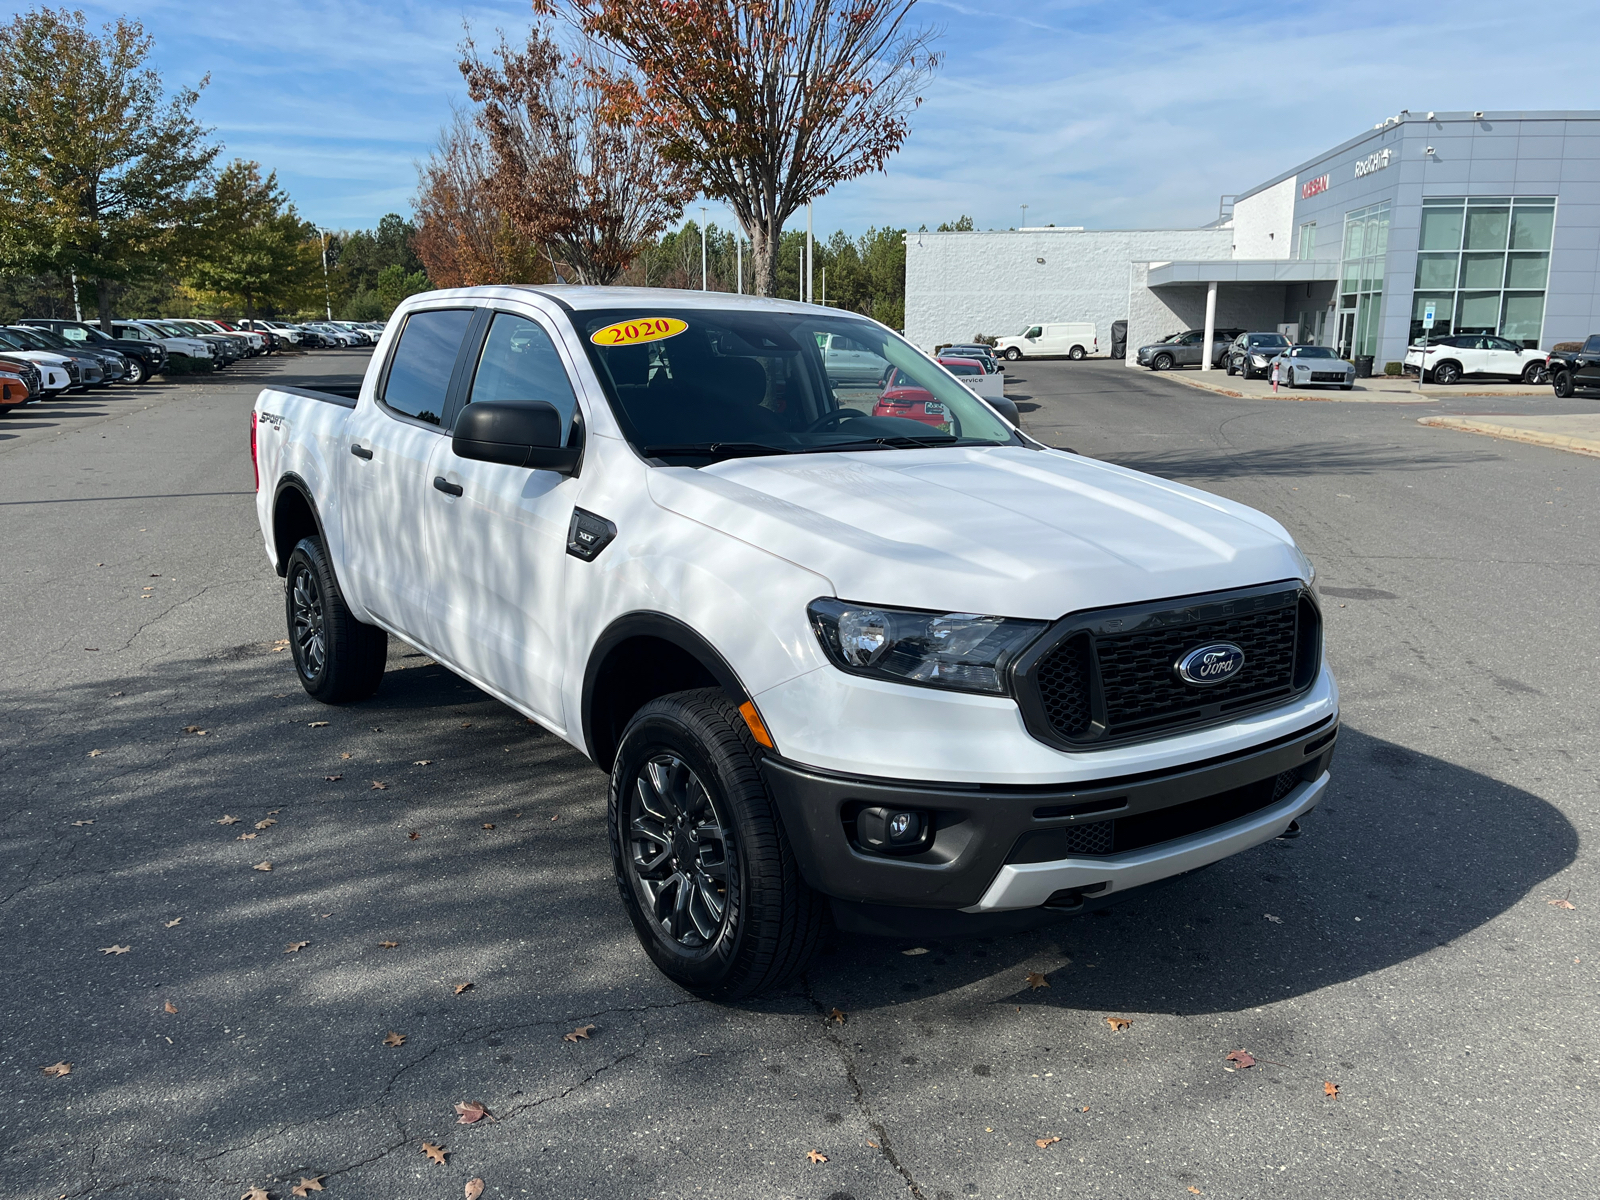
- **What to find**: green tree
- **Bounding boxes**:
[375,263,430,317]
[0,8,218,329]
[186,160,321,325]
[936,215,974,232]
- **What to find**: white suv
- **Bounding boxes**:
[1405,334,1550,384]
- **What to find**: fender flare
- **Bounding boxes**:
[581,612,751,767]
[270,473,330,576]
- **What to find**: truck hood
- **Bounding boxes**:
[646,445,1305,619]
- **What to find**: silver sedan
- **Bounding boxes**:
[1268,345,1356,390]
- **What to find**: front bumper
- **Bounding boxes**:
[760,715,1337,915]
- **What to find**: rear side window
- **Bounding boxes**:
[1584,335,1600,354]
[382,308,474,425]
[464,313,579,440]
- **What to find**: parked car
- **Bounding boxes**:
[936,355,1009,406]
[1403,334,1551,385]
[0,329,92,391]
[20,319,168,384]
[1225,332,1292,380]
[199,320,267,355]
[941,343,1003,374]
[873,365,955,431]
[1136,328,1246,371]
[995,322,1097,361]
[0,359,42,410]
[6,325,127,384]
[161,319,245,363]
[111,321,214,369]
[818,331,890,385]
[1267,345,1356,390]
[252,286,1334,999]
[134,320,234,365]
[1544,333,1600,397]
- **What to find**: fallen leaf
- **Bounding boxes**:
[383,1031,406,1047]
[481,823,495,830]
[268,809,280,815]
[829,1007,846,1025]
[41,1061,71,1077]
[454,982,474,995]
[255,819,277,830]
[72,819,94,826]
[422,1141,448,1166]
[549,814,559,821]
[183,726,208,735]
[1079,1105,1089,1113]
[1324,1080,1340,1099]
[455,1100,491,1124]
[563,1024,596,1042]
[253,861,272,871]
[164,1000,178,1014]
[1106,1017,1130,1032]
[217,815,241,825]
[88,749,103,758]
[1189,1188,1203,1195]
[324,774,343,782]
[378,941,399,949]
[237,832,257,840]
[285,941,310,953]
[1035,1136,1060,1149]
[241,1188,270,1200]
[806,1149,828,1164]
[165,918,182,927]
[413,759,433,766]
[1264,913,1283,924]
[1547,896,1577,910]
[1226,1050,1256,1070]
[1025,971,1049,990]
[339,752,352,760]
[290,1177,325,1197]
[460,722,472,728]
[408,830,420,840]
[99,944,130,955]
[307,721,329,728]
[464,1180,484,1200]
[866,1140,879,1148]
[370,781,387,791]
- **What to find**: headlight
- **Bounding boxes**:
[808,598,1046,695]
[1251,354,1268,366]
[1291,547,1318,598]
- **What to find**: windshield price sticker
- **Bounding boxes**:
[590,317,687,347]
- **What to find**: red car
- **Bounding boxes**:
[0,365,32,410]
[873,365,957,432]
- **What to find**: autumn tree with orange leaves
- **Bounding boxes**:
[460,18,696,286]
[569,0,940,297]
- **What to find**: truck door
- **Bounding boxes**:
[341,307,476,637]
[423,310,582,723]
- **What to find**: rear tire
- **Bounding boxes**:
[1068,345,1086,361]
[284,536,387,703]
[609,688,824,999]
[1552,369,1575,398]
[1432,361,1461,385]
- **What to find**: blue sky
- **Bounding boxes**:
[80,0,1600,236]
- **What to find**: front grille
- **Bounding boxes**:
[1004,768,1305,863]
[1311,371,1346,382]
[1016,583,1320,749]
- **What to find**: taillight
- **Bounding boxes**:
[249,410,259,491]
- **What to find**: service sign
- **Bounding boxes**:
[590,317,688,347]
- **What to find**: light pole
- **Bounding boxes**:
[1020,203,1028,228]
[805,202,813,304]
[700,207,708,291]
[319,228,333,320]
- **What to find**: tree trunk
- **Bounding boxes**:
[96,279,113,333]
[748,221,779,298]
[245,292,259,350]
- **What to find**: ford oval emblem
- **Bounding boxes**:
[1176,642,1246,686]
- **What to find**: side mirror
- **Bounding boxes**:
[452,400,580,474]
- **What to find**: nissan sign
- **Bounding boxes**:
[1300,174,1330,200]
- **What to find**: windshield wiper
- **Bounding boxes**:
[642,441,792,461]
[797,434,962,453]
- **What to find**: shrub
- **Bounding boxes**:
[973,333,998,347]
[1552,341,1582,354]
[1384,361,1403,376]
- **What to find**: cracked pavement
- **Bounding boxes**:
[2,353,1596,1200]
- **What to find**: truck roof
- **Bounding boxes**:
[405,284,864,319]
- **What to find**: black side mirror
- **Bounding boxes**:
[452,400,581,474]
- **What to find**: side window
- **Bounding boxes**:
[465,313,579,440]
[1181,332,1203,345]
[1025,326,1042,339]
[60,326,87,342]
[381,308,474,426]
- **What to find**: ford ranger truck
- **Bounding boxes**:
[251,287,1338,999]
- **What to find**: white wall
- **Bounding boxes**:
[904,227,1233,352]
[1123,273,1296,366]
[1230,177,1296,260]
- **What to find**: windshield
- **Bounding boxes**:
[939,360,982,376]
[1292,346,1337,358]
[577,308,1019,463]
[1248,334,1288,347]
[17,327,69,348]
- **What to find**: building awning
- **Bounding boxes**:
[1146,259,1341,287]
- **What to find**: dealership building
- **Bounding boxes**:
[905,110,1600,369]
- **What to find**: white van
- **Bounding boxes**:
[995,322,1097,361]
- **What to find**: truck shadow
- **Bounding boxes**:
[1109,442,1501,480]
[791,726,1577,1016]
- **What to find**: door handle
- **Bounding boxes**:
[350,444,373,460]
[433,476,463,497]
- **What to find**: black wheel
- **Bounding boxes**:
[609,688,824,999]
[284,536,387,703]
[1521,362,1548,385]
[1552,369,1575,398]
[1432,361,1461,385]
[1068,345,1086,361]
[1004,346,1022,361]
[1152,353,1174,371]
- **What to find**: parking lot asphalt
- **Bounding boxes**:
[2,353,1596,1200]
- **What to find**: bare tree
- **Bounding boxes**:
[570,0,940,296]
[413,110,545,288]
[460,19,695,286]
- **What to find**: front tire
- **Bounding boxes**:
[1521,362,1547,385]
[1004,347,1022,361]
[609,689,824,999]
[124,357,148,385]
[1152,353,1174,371]
[1552,369,1575,398]
[284,536,387,703]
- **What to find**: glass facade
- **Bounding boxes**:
[1337,202,1389,358]
[1411,197,1554,346]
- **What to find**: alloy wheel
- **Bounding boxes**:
[627,753,733,948]
[291,566,327,679]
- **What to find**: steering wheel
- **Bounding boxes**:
[803,408,867,433]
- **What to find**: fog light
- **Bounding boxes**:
[857,806,927,853]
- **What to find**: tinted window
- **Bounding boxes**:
[465,313,578,440]
[1025,327,1042,338]
[1584,335,1600,354]
[382,309,473,425]
[58,326,88,342]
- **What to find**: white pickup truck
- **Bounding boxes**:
[252,286,1338,998]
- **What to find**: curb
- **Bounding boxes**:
[1417,415,1600,459]
[1147,370,1439,404]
